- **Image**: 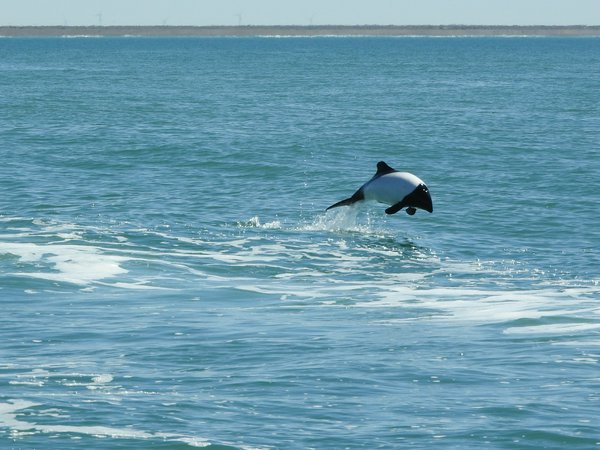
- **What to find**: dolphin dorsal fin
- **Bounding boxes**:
[374,161,396,178]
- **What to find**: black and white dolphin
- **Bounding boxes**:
[326,161,433,215]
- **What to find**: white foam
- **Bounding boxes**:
[0,242,128,286]
[0,400,40,428]
[0,399,212,446]
[235,283,329,299]
[8,380,45,386]
[354,276,600,335]
[106,281,171,290]
[504,322,600,335]
[91,374,113,384]
[553,339,600,347]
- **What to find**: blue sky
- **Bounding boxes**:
[2,0,599,26]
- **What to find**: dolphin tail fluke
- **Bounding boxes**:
[326,190,364,211]
[326,197,356,211]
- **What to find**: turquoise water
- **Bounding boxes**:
[1,36,599,449]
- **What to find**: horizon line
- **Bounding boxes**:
[2,24,600,37]
[2,24,599,27]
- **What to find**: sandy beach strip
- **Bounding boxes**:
[1,25,600,37]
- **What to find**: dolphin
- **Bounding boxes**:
[326,161,433,215]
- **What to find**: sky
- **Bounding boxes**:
[1,0,599,27]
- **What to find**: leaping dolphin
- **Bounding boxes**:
[326,161,433,215]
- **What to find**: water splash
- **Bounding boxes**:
[300,205,391,235]
[237,216,282,229]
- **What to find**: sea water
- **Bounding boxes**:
[1,36,599,449]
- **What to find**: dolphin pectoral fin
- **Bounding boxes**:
[385,201,405,215]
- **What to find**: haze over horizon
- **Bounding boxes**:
[2,0,600,27]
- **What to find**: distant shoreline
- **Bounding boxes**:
[2,25,600,37]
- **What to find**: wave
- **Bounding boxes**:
[2,215,600,449]
[2,215,598,333]
[0,399,250,449]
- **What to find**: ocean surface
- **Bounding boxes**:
[1,36,599,449]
